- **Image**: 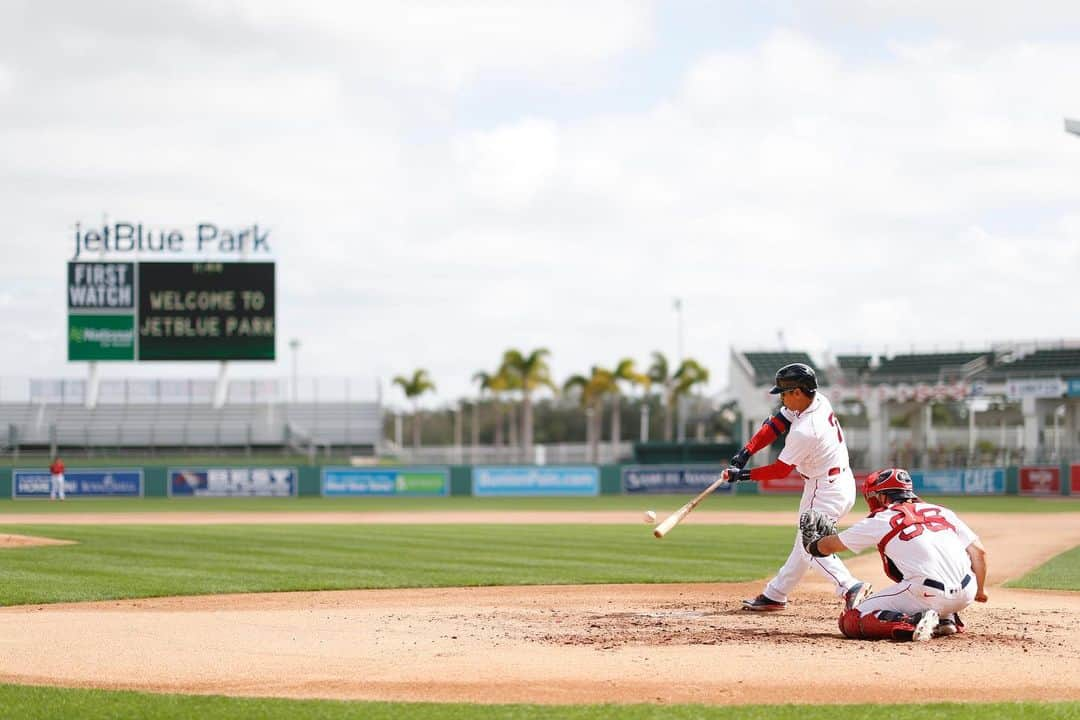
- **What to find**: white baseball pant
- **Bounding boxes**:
[762,470,859,602]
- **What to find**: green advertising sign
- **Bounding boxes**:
[396,472,448,495]
[68,314,136,361]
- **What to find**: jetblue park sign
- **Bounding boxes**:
[66,221,275,362]
[72,221,270,260]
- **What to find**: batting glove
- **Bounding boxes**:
[729,447,751,469]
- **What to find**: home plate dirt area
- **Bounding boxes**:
[0,511,1079,706]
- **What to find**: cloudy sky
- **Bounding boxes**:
[2,1,1078,406]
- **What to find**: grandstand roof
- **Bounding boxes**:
[741,352,828,387]
[983,348,1080,381]
[869,352,989,383]
[835,355,873,379]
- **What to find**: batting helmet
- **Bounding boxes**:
[769,363,818,395]
[863,468,919,512]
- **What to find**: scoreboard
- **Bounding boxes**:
[68,261,275,361]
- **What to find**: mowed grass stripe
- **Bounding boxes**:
[1,686,1078,720]
[0,524,793,605]
[1009,544,1080,591]
[2,494,1079,514]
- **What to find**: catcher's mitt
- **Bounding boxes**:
[799,509,836,554]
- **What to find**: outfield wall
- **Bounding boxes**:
[0,463,1076,499]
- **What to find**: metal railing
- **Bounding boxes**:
[381,442,635,466]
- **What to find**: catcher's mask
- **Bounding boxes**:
[863,468,919,512]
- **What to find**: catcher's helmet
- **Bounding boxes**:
[863,468,919,512]
[769,363,818,395]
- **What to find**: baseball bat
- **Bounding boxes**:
[653,473,730,538]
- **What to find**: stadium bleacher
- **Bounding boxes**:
[868,352,989,383]
[0,391,380,454]
[741,352,829,387]
[835,355,873,382]
[984,348,1080,381]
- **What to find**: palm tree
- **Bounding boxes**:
[672,358,710,442]
[648,352,710,441]
[502,348,556,453]
[610,358,650,452]
[647,351,675,441]
[392,369,436,448]
[472,369,507,447]
[563,366,616,463]
[497,360,521,449]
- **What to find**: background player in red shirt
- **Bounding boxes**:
[49,455,66,501]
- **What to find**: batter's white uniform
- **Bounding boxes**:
[839,502,978,618]
[763,392,859,602]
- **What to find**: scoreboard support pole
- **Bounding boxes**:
[86,361,100,409]
[213,361,229,408]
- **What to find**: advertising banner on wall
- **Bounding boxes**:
[1072,465,1080,495]
[1005,378,1066,399]
[322,467,448,497]
[13,468,143,498]
[622,465,735,495]
[169,467,296,496]
[910,467,1005,495]
[1019,466,1061,495]
[472,466,599,496]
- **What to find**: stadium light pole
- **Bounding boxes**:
[673,297,684,364]
[673,297,686,444]
[289,338,300,403]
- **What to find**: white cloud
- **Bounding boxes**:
[233,0,653,91]
[0,64,13,96]
[454,119,560,209]
[3,6,1079,401]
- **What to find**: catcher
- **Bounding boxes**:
[799,468,989,641]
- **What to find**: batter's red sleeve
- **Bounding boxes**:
[748,460,795,482]
[744,413,792,454]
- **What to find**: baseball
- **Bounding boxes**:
[644,510,657,524]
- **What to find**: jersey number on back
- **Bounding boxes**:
[827,412,844,444]
[889,505,956,542]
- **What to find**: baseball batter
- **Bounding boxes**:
[722,363,868,611]
[801,467,989,641]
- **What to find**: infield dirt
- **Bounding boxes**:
[1,510,1079,705]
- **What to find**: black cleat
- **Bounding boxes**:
[742,594,787,611]
[933,618,958,637]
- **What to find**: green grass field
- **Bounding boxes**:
[0,523,791,605]
[1008,544,1080,591]
[1,493,1078,514]
[2,494,1078,717]
[1,685,1077,720]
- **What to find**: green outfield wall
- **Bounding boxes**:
[0,462,1076,499]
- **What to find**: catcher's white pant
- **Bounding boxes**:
[856,577,976,618]
[762,470,859,603]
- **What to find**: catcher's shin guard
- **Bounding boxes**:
[839,609,917,641]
